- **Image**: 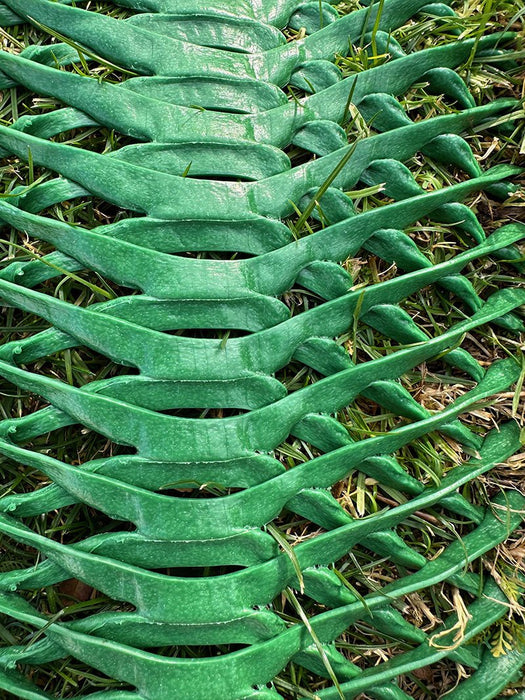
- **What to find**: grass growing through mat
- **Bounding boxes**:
[0,0,524,698]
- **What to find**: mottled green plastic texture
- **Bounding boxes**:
[0,0,523,698]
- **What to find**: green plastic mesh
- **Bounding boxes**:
[0,0,523,697]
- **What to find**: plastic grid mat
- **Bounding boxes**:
[0,1,523,698]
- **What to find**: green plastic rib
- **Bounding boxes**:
[0,0,523,698]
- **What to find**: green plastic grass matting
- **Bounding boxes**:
[0,0,524,698]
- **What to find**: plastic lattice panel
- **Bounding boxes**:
[0,0,523,698]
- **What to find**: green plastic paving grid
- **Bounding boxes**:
[0,0,523,697]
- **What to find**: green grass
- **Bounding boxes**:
[0,0,524,698]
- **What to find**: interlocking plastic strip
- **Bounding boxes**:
[0,0,523,698]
